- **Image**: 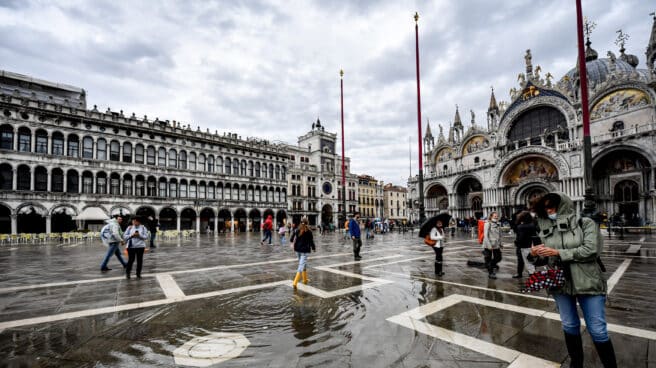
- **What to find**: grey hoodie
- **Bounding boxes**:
[102,218,124,245]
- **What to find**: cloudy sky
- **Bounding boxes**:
[1,0,653,185]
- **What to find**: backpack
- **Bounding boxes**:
[477,219,486,244]
[100,224,113,244]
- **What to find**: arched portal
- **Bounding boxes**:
[425,184,448,217]
[321,205,332,227]
[159,207,177,230]
[51,206,76,233]
[180,208,196,230]
[234,208,247,232]
[277,210,287,227]
[0,204,10,233]
[17,205,46,233]
[455,177,483,219]
[593,148,652,225]
[249,209,261,232]
[200,208,215,233]
[218,209,231,233]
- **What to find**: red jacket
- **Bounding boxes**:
[264,216,273,231]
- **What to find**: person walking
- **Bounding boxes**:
[147,216,159,249]
[482,211,502,279]
[292,218,316,288]
[261,215,273,245]
[512,211,537,278]
[123,216,150,280]
[343,219,350,240]
[278,223,287,245]
[100,215,126,272]
[429,220,446,276]
[530,192,616,367]
[350,212,362,260]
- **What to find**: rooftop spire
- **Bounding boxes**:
[584,17,598,61]
[488,86,498,111]
[453,105,463,128]
[424,119,433,138]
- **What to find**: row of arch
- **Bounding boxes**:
[0,125,286,179]
[0,163,287,203]
[0,202,289,234]
[423,147,654,220]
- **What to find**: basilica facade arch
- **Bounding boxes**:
[410,15,656,224]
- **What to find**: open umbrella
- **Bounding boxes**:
[418,213,452,238]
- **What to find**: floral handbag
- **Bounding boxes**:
[521,267,566,293]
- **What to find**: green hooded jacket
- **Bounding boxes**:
[533,192,607,296]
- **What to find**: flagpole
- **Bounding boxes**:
[340,70,347,225]
[414,12,426,224]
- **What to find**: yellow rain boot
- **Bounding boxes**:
[302,270,309,284]
[292,272,301,289]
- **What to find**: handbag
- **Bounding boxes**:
[521,266,566,293]
[424,234,437,247]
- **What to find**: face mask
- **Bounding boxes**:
[530,212,536,218]
[548,213,558,220]
[491,219,497,223]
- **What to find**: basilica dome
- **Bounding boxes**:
[561,57,636,87]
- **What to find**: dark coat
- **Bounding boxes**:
[293,230,316,254]
[515,223,537,248]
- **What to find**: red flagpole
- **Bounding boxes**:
[340,70,346,222]
[414,12,425,223]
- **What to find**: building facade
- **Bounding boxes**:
[409,16,656,225]
[0,71,289,234]
[283,120,358,228]
[357,174,380,219]
[383,183,408,222]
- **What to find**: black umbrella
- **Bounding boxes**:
[418,213,452,238]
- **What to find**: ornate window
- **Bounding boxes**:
[508,106,568,144]
[168,149,177,168]
[17,165,30,190]
[110,140,120,161]
[0,125,13,150]
[179,150,187,169]
[123,142,132,162]
[52,132,64,155]
[34,166,47,191]
[198,154,206,172]
[67,134,79,157]
[82,136,94,158]
[97,139,107,160]
[147,146,156,165]
[135,144,144,164]
[35,130,48,154]
[51,168,64,192]
[66,170,79,193]
[225,158,232,175]
[18,127,30,152]
[158,147,166,167]
[614,180,639,202]
[96,172,107,194]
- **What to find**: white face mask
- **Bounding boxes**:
[491,218,497,223]
[548,213,558,220]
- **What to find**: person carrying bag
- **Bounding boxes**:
[527,192,616,368]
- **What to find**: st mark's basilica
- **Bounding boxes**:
[409,15,656,225]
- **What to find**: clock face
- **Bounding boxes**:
[322,182,332,195]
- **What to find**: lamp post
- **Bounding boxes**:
[414,12,426,224]
[340,70,347,226]
[575,0,597,221]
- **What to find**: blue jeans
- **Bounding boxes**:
[553,293,609,342]
[262,229,272,244]
[280,234,285,245]
[101,242,126,270]
[296,252,309,273]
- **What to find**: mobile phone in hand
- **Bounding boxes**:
[531,236,542,246]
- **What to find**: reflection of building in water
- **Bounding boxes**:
[409,15,656,223]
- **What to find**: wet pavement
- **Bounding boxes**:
[1,230,655,367]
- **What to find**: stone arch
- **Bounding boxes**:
[16,202,48,233]
[249,208,262,232]
[425,183,449,213]
[493,147,570,186]
[234,208,247,232]
[499,155,560,187]
[217,208,231,232]
[498,96,577,147]
[199,207,215,233]
[159,207,178,230]
[0,202,10,234]
[50,204,78,233]
[180,207,197,230]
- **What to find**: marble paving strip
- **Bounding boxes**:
[361,246,470,269]
[625,243,642,254]
[0,249,394,294]
[0,280,289,331]
[606,259,632,294]
[156,274,186,300]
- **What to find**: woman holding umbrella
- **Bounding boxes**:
[419,213,451,276]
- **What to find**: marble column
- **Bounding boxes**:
[11,214,17,235]
[47,171,52,192]
[195,215,200,233]
[46,215,51,234]
[12,169,17,190]
[176,215,181,232]
[231,215,235,233]
[213,213,218,234]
